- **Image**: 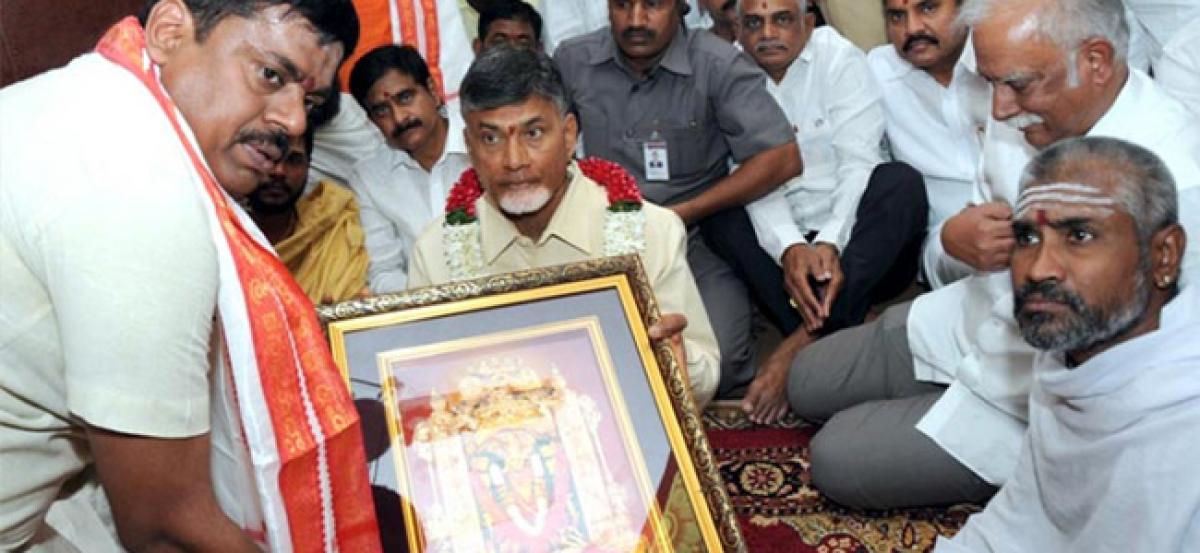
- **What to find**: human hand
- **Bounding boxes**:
[782,243,842,332]
[669,202,699,227]
[812,243,843,323]
[649,313,690,386]
[941,202,1014,272]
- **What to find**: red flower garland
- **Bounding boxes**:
[445,157,642,224]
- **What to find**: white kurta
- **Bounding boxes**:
[939,284,1200,552]
[747,26,884,259]
[350,106,470,293]
[1156,16,1200,119]
[867,38,991,288]
[1124,0,1200,68]
[907,69,1200,486]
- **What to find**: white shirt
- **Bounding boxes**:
[308,93,388,188]
[867,39,991,289]
[1156,16,1200,118]
[748,27,884,259]
[1124,0,1200,67]
[542,0,711,54]
[907,69,1200,486]
[351,107,470,293]
[0,53,217,550]
[940,285,1200,552]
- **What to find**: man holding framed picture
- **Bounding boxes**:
[406,45,720,408]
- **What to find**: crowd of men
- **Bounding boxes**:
[1,0,1198,551]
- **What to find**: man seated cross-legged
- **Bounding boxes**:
[942,137,1198,552]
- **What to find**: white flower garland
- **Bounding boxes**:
[444,209,646,281]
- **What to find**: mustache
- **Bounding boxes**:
[621,27,656,42]
[755,39,789,53]
[903,33,939,52]
[1004,112,1046,131]
[1014,280,1087,314]
[392,117,423,138]
[236,130,289,163]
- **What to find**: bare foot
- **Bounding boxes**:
[742,329,815,424]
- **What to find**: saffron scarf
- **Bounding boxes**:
[96,18,381,553]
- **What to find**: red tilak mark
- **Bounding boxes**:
[1036,209,1049,227]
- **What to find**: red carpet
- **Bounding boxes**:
[704,403,979,552]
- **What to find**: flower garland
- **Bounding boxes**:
[443,157,646,280]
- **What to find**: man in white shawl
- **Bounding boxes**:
[941,136,1199,550]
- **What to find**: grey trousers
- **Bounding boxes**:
[686,231,754,398]
[787,302,997,510]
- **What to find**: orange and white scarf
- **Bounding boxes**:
[96,18,381,553]
[340,0,473,100]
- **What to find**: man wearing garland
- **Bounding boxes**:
[407,46,720,407]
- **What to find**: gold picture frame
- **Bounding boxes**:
[320,255,745,552]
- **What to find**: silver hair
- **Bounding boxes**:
[959,0,1129,86]
[1014,137,1177,353]
[1019,136,1178,242]
[460,45,570,116]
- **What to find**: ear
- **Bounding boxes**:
[562,111,579,158]
[473,38,483,55]
[1078,37,1117,86]
[144,0,195,66]
[1150,223,1186,289]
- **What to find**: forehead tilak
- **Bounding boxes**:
[1015,182,1117,220]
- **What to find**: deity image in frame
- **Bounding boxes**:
[321,258,746,552]
[377,318,671,552]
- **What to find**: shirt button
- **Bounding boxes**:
[625,129,635,138]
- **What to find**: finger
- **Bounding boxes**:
[980,201,1013,219]
[812,253,833,282]
[789,278,823,331]
[648,313,688,340]
[767,403,789,425]
[821,270,843,319]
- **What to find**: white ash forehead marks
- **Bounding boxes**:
[1015,182,1117,221]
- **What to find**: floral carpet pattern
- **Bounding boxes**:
[703,403,979,552]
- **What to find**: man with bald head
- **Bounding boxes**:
[784,0,1200,510]
[940,137,1198,551]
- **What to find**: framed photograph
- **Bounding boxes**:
[321,256,745,552]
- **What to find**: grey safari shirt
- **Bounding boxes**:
[554,26,795,206]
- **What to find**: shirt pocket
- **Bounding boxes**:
[795,114,837,185]
[621,118,710,182]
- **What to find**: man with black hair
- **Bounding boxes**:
[349,45,470,293]
[867,0,990,289]
[555,0,802,400]
[0,0,380,551]
[248,129,370,304]
[475,0,543,53]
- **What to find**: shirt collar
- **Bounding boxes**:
[1087,69,1139,138]
[478,163,601,264]
[592,24,694,77]
[392,105,468,170]
[878,31,978,81]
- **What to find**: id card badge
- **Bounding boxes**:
[643,140,670,181]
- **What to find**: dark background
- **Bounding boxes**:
[0,0,145,87]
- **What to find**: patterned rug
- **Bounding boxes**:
[703,403,979,552]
